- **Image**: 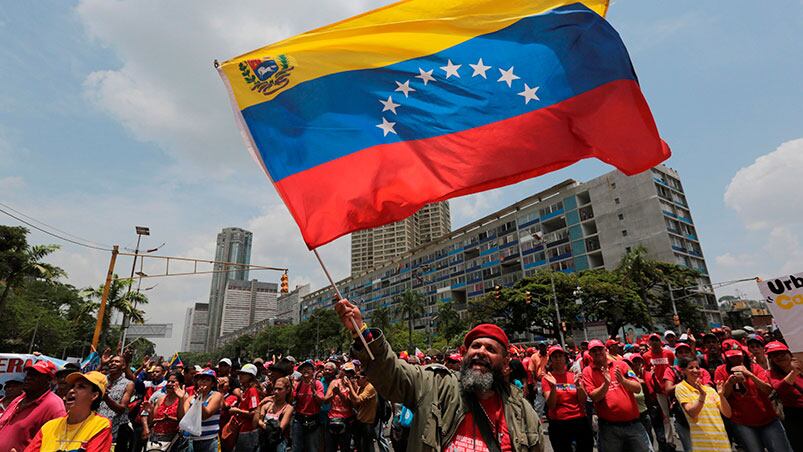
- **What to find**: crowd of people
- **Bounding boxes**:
[0,298,800,452]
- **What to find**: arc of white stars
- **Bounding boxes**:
[415,68,436,85]
[376,117,397,136]
[395,80,416,98]
[469,58,491,79]
[440,59,461,78]
[518,84,540,104]
[497,66,520,88]
[379,95,401,114]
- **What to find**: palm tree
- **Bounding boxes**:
[0,226,65,313]
[369,305,392,333]
[85,276,149,347]
[395,290,425,354]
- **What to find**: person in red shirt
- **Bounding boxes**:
[216,376,239,430]
[715,340,792,452]
[542,345,592,452]
[765,341,802,451]
[0,360,66,452]
[582,339,652,452]
[322,362,356,452]
[292,360,325,452]
[229,363,261,451]
[642,333,675,448]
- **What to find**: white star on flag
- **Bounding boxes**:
[440,59,461,78]
[415,68,436,85]
[379,95,401,114]
[376,117,397,136]
[518,84,540,104]
[497,67,520,88]
[395,80,416,97]
[469,58,491,79]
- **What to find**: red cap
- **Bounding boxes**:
[447,353,462,362]
[508,346,519,356]
[24,360,57,377]
[674,342,692,351]
[526,347,536,355]
[722,340,745,358]
[464,324,509,349]
[648,333,662,341]
[711,328,723,334]
[588,339,605,350]
[765,341,790,354]
[605,339,618,348]
[547,345,565,358]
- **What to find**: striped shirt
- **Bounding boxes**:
[675,380,730,451]
[188,391,220,441]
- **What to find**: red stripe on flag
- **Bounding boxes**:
[274,79,670,249]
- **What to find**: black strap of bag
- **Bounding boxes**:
[466,395,503,452]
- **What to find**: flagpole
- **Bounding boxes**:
[312,249,374,360]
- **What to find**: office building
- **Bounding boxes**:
[184,303,209,353]
[219,279,279,337]
[206,227,253,350]
[277,283,311,325]
[351,201,451,274]
[302,165,721,331]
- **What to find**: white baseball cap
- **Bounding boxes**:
[238,363,258,376]
[663,330,676,338]
[218,358,232,366]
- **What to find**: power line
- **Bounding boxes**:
[0,201,115,250]
[0,204,113,252]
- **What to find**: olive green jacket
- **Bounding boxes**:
[352,329,544,452]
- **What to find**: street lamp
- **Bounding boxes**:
[120,226,150,348]
[573,286,587,341]
[532,231,565,347]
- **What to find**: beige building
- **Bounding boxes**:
[351,202,451,274]
[219,279,278,337]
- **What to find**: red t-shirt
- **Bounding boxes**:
[643,348,675,394]
[219,393,239,428]
[714,364,776,426]
[237,386,261,432]
[328,379,353,419]
[768,369,803,408]
[294,380,324,416]
[0,391,67,452]
[446,394,512,451]
[582,360,640,422]
[541,372,584,421]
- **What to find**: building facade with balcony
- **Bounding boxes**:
[301,165,721,332]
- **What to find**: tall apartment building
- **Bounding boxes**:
[303,165,721,331]
[219,279,279,337]
[351,201,451,274]
[184,303,209,353]
[206,227,253,351]
[276,283,311,325]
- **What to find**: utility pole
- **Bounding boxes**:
[92,245,119,351]
[574,286,588,341]
[28,315,41,353]
[550,272,565,347]
[120,226,149,349]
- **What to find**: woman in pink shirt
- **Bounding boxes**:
[765,341,802,451]
[322,364,355,452]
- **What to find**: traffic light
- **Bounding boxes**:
[494,285,501,300]
[280,272,289,293]
[561,321,567,332]
[673,314,680,327]
[525,290,532,304]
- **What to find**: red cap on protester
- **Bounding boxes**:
[588,339,605,350]
[765,341,789,354]
[674,342,692,351]
[722,340,745,358]
[605,339,618,348]
[526,347,536,355]
[447,353,462,362]
[648,333,662,341]
[24,360,57,377]
[547,345,565,358]
[464,324,509,349]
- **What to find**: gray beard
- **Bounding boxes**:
[459,367,495,393]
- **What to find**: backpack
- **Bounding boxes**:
[377,394,392,424]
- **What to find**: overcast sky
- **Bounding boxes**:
[1,1,802,355]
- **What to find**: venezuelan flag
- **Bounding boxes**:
[218,0,670,249]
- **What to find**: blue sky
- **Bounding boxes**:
[2,1,802,354]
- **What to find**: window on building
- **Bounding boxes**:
[614,197,620,205]
[618,213,624,221]
[621,230,628,237]
[610,182,616,189]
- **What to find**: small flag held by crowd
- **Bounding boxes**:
[169,352,184,369]
[81,351,100,372]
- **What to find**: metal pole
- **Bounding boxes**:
[669,282,678,317]
[550,272,565,347]
[120,234,143,349]
[28,316,41,353]
[92,245,119,350]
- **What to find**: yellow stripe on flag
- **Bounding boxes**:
[219,0,609,110]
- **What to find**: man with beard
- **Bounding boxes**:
[335,298,544,452]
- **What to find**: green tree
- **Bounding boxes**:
[435,301,466,347]
[0,226,65,314]
[368,305,392,333]
[85,276,149,349]
[395,290,426,354]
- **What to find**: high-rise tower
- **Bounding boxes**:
[205,227,252,350]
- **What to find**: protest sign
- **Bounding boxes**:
[757,272,803,353]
